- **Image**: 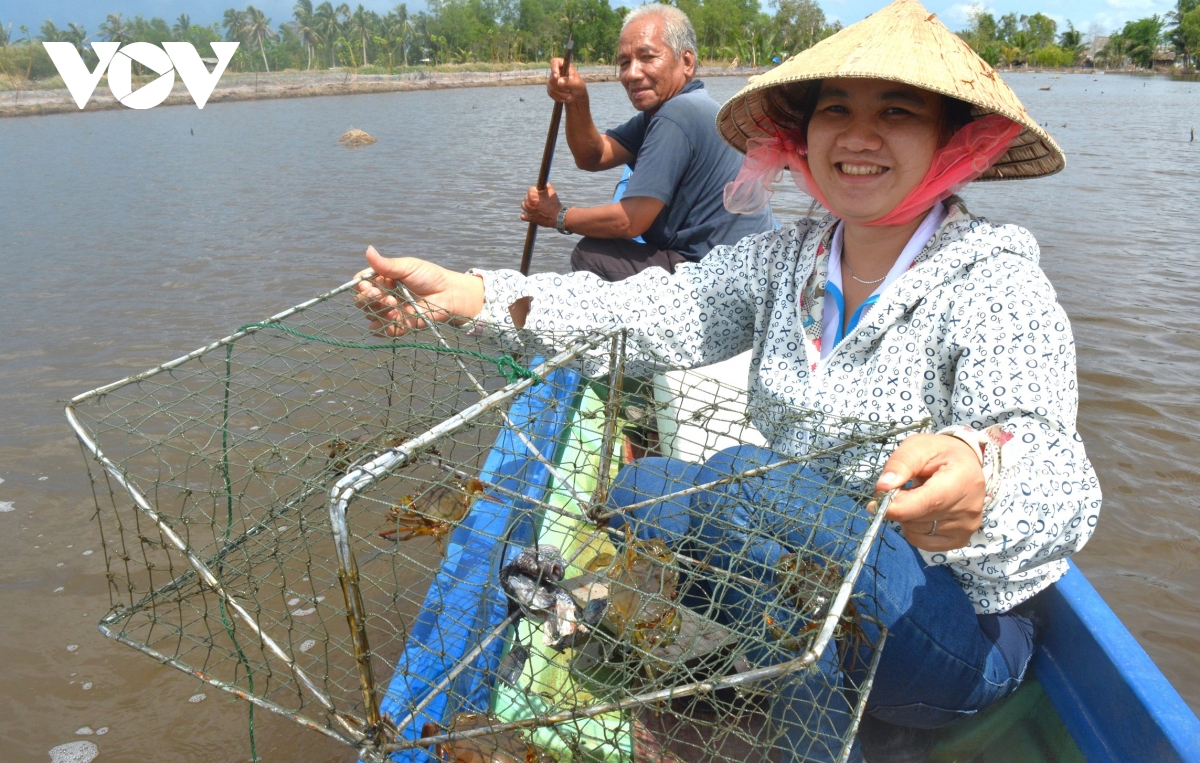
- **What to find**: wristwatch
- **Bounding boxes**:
[556,207,572,235]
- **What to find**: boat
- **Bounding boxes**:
[385,353,1200,761]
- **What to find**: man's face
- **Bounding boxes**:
[616,16,695,113]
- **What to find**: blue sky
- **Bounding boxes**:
[3,0,1176,43]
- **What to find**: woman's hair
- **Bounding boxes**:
[762,79,978,146]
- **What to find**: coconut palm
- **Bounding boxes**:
[173,14,192,41]
[315,2,341,67]
[375,12,408,71]
[1059,23,1085,64]
[293,0,322,69]
[351,5,375,66]
[392,4,411,67]
[65,23,89,52]
[39,20,67,42]
[243,6,280,71]
[100,13,130,43]
[223,8,247,42]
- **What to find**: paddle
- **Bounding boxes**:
[519,38,575,276]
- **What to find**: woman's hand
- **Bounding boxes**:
[521,183,563,229]
[872,433,986,552]
[353,246,486,337]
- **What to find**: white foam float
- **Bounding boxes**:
[49,741,99,763]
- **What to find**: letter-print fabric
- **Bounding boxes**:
[470,199,1102,615]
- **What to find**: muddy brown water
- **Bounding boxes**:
[1,73,1197,761]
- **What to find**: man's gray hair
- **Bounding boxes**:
[621,3,698,59]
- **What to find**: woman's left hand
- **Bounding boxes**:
[871,433,985,552]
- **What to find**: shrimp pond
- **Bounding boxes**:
[0,71,1198,761]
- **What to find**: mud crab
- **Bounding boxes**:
[379,477,484,553]
[765,553,866,657]
[422,713,553,763]
[587,528,682,656]
[327,434,408,473]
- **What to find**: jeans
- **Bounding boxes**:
[607,446,1034,762]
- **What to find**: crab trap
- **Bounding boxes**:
[67,274,928,763]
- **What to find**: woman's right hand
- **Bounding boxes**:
[354,246,486,337]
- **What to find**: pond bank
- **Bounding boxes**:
[0,64,765,118]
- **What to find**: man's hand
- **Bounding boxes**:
[547,58,587,105]
[871,433,986,552]
[353,246,485,337]
[521,183,563,229]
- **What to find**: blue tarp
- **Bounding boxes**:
[376,365,581,761]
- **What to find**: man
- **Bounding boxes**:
[520,3,774,282]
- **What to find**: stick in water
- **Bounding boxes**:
[519,38,575,276]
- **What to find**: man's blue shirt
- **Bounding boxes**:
[605,79,775,261]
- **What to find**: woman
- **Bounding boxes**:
[355,1,1101,759]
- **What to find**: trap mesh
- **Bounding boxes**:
[67,275,927,763]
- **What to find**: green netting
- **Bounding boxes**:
[68,274,926,763]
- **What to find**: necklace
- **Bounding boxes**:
[843,258,887,285]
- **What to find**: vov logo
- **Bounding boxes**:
[43,42,240,110]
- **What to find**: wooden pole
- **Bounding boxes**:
[519,38,574,276]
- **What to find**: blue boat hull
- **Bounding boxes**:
[1029,560,1200,762]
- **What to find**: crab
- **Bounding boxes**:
[765,553,867,659]
[327,434,408,473]
[379,477,484,553]
[587,528,682,658]
[422,713,553,763]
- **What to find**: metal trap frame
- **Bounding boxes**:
[67,274,924,763]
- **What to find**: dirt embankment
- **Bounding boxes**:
[0,65,763,118]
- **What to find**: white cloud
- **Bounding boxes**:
[942,2,994,27]
[1104,0,1157,10]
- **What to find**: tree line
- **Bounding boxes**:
[957,0,1199,70]
[1,0,842,82]
[8,0,1196,87]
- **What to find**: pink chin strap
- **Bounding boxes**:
[723,114,1023,227]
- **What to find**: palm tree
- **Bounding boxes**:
[243,6,280,71]
[99,13,130,43]
[173,13,192,41]
[65,23,89,53]
[315,2,341,67]
[293,0,322,69]
[351,4,374,66]
[39,20,67,42]
[223,8,247,42]
[395,4,410,67]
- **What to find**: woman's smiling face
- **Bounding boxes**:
[805,78,945,224]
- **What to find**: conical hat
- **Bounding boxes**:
[715,0,1064,180]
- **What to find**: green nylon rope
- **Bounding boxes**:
[221,345,258,763]
[236,322,542,386]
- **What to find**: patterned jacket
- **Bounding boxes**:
[473,200,1102,614]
